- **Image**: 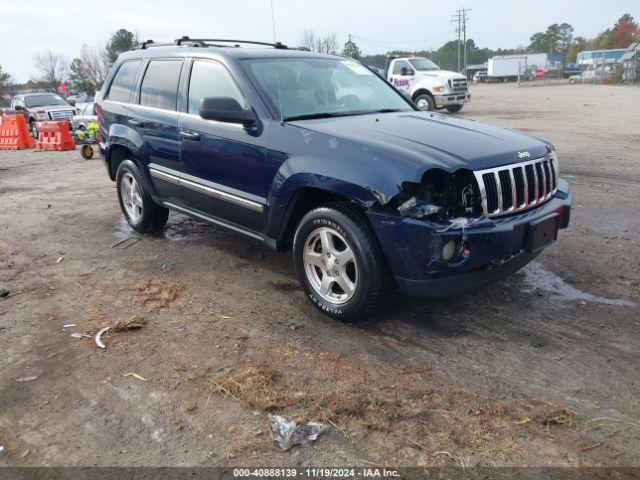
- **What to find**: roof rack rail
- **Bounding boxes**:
[139,39,176,49]
[174,36,288,49]
[138,37,289,50]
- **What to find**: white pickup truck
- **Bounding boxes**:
[386,57,471,113]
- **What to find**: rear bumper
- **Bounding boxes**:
[367,180,571,298]
[434,91,471,108]
[99,142,113,179]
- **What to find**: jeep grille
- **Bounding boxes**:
[473,155,558,217]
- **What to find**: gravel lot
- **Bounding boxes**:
[1,83,639,468]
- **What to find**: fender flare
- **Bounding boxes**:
[265,171,382,240]
[105,123,145,179]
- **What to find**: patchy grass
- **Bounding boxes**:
[129,277,190,310]
[202,348,587,466]
[112,315,148,332]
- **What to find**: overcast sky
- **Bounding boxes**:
[1,0,638,82]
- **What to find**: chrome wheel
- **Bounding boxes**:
[120,172,143,223]
[303,226,358,305]
[416,98,431,111]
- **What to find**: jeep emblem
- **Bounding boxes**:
[518,151,531,159]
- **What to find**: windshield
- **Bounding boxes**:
[242,57,413,121]
[409,58,441,71]
[25,94,68,108]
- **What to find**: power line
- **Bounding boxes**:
[351,30,457,51]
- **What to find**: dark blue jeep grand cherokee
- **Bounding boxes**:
[98,37,571,322]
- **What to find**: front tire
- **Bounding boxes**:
[293,204,390,322]
[414,93,435,111]
[446,105,464,113]
[30,120,38,139]
[116,160,169,233]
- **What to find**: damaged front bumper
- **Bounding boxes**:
[367,179,571,298]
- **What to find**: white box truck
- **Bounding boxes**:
[487,54,552,82]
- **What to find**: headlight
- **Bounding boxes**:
[36,111,49,120]
[432,85,446,93]
[394,168,481,220]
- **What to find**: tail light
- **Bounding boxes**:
[96,103,103,142]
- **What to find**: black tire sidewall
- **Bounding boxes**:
[81,145,94,160]
[115,160,164,233]
[293,207,385,322]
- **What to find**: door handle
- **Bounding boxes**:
[128,119,144,127]
[180,130,201,141]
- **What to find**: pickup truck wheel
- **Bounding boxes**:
[30,121,38,139]
[446,105,463,113]
[414,93,435,111]
[116,160,169,233]
[293,205,390,323]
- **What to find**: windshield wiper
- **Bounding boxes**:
[283,109,406,122]
[282,112,351,122]
[369,108,405,114]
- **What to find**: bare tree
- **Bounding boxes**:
[299,29,338,54]
[32,51,69,93]
[69,44,109,94]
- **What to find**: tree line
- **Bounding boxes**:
[1,14,637,104]
[0,29,138,105]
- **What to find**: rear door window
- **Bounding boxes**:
[106,60,141,103]
[139,60,183,111]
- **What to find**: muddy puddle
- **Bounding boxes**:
[520,261,636,307]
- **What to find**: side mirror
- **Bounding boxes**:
[67,99,76,106]
[199,97,256,127]
[400,67,414,76]
[14,105,24,111]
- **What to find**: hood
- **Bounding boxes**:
[415,69,466,81]
[32,105,74,113]
[289,111,551,172]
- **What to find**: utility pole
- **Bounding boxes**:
[462,8,470,76]
[453,8,471,76]
[452,9,471,74]
[451,11,462,72]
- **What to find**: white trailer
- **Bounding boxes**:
[487,57,526,81]
[487,53,552,82]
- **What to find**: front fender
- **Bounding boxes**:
[410,77,440,96]
[265,161,382,239]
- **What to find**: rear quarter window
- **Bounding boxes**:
[106,60,141,103]
[139,60,183,111]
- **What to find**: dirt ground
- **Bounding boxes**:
[1,83,639,469]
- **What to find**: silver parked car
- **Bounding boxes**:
[72,102,97,130]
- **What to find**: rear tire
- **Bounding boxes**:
[80,144,94,160]
[116,160,169,233]
[414,93,435,111]
[293,204,390,323]
[446,105,464,113]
